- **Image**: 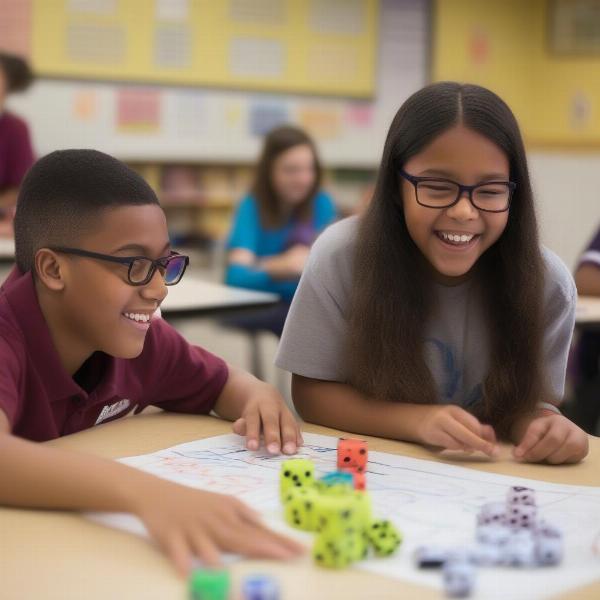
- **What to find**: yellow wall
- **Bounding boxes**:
[433,0,600,147]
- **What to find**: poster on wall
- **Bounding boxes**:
[548,0,600,55]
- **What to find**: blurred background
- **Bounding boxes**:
[0,0,599,428]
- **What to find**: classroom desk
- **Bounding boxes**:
[576,295,600,328]
[1,413,599,600]
[160,276,279,318]
[0,236,15,262]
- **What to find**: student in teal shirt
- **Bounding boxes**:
[225,125,336,335]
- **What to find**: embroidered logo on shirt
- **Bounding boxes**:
[94,399,131,425]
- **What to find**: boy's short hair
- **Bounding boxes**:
[0,52,34,93]
[14,149,160,273]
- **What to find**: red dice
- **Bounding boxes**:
[337,438,368,473]
[342,468,366,491]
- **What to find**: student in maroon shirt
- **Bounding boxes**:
[0,150,304,574]
[0,52,35,235]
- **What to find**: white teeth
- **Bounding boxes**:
[123,312,150,323]
[440,232,475,244]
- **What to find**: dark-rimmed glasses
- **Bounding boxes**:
[49,247,189,286]
[399,168,515,213]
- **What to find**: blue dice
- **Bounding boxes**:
[242,574,280,600]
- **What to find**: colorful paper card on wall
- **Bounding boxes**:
[298,105,342,139]
[116,88,161,133]
[249,101,289,136]
[72,89,98,120]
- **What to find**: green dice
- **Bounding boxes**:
[283,486,319,532]
[366,519,403,557]
[189,569,230,600]
[280,458,315,500]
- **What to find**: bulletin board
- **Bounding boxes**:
[31,0,378,98]
[4,0,429,166]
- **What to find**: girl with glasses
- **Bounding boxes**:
[276,82,588,465]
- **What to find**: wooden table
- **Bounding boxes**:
[160,276,279,318]
[1,413,598,600]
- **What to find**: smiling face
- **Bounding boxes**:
[400,124,510,284]
[46,204,170,369]
[271,143,317,207]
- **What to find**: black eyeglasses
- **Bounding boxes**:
[399,168,515,213]
[49,247,189,286]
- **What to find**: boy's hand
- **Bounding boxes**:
[134,479,304,576]
[232,381,303,455]
[417,405,498,457]
[513,414,589,464]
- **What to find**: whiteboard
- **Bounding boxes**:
[6,0,429,167]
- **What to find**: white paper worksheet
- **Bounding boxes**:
[87,433,600,600]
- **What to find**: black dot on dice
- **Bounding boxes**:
[380,532,387,539]
[344,457,351,463]
[284,470,291,477]
[372,523,380,529]
[357,466,364,472]
[359,448,366,455]
[286,494,292,501]
[294,518,301,525]
[316,554,324,562]
[341,510,351,519]
[305,502,312,510]
[292,474,299,481]
[293,509,299,517]
[305,471,311,477]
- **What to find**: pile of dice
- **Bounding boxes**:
[280,438,402,569]
[415,486,564,598]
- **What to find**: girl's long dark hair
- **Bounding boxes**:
[251,125,322,228]
[347,82,546,438]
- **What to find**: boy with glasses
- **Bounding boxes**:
[0,150,303,574]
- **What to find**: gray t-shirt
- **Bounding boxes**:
[275,216,576,407]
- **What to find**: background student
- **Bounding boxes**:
[567,223,600,433]
[225,125,337,337]
[0,52,35,237]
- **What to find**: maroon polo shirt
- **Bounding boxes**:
[0,111,35,190]
[0,268,229,441]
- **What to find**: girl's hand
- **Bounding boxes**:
[232,383,303,455]
[134,480,305,576]
[417,405,499,456]
[513,414,589,464]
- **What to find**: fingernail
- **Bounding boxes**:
[247,439,258,450]
[267,443,280,454]
[283,442,296,454]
